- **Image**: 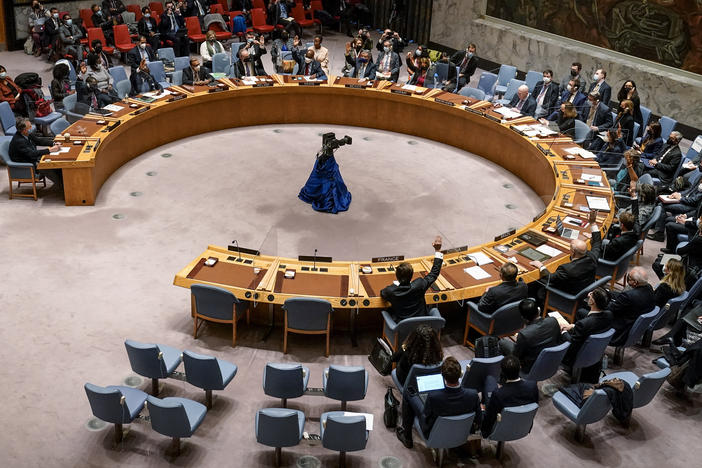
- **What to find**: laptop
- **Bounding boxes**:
[416,374,445,403]
[556,215,579,240]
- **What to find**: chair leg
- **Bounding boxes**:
[281,398,287,408]
[152,377,159,396]
[572,367,582,384]
[340,400,347,411]
[437,447,444,467]
[232,319,237,347]
[170,436,181,455]
[325,329,330,357]
[613,347,624,366]
[205,389,213,409]
[113,423,123,444]
[339,451,346,468]
[641,329,653,348]
[193,315,198,339]
[283,313,288,354]
[574,424,586,442]
[495,441,505,459]
[274,447,281,467]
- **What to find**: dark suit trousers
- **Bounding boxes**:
[163,31,189,56]
[656,205,695,232]
[401,390,425,435]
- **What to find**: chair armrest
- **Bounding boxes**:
[544,285,578,301]
[675,241,689,254]
[6,161,34,169]
[381,310,398,332]
[597,257,618,268]
[467,301,494,325]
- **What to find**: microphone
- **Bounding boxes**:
[312,248,318,271]
[233,239,242,262]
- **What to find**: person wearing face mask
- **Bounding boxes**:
[593,127,626,164]
[200,31,225,69]
[78,55,119,105]
[587,68,611,107]
[91,4,114,45]
[343,37,365,76]
[92,39,113,69]
[309,35,330,78]
[375,40,400,82]
[234,47,266,77]
[616,80,642,129]
[643,130,683,189]
[130,58,163,96]
[28,1,48,56]
[404,44,426,80]
[58,14,85,64]
[268,0,303,39]
[607,266,655,345]
[291,38,327,80]
[137,7,160,51]
[531,69,559,119]
[662,213,702,288]
[507,85,536,117]
[243,31,268,75]
[580,91,614,150]
[407,57,433,87]
[548,79,587,121]
[376,28,405,55]
[9,117,62,188]
[559,62,588,96]
[182,57,213,85]
[0,65,23,111]
[352,50,376,80]
[160,1,189,57]
[127,36,157,71]
[655,180,702,250]
[44,8,62,60]
[271,31,294,73]
[101,0,126,24]
[445,42,477,92]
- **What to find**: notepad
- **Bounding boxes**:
[103,104,125,112]
[494,106,522,119]
[535,244,562,258]
[401,84,418,92]
[586,196,610,211]
[548,311,569,327]
[464,266,490,280]
[467,252,493,266]
[241,79,257,86]
[143,90,171,99]
[581,174,602,182]
[209,73,226,79]
[49,147,71,155]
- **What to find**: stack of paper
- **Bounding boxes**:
[586,196,610,211]
[103,104,124,112]
[535,244,562,258]
[49,147,72,155]
[494,106,522,119]
[401,84,418,92]
[467,252,493,266]
[464,266,490,280]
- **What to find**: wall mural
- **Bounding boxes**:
[486,0,702,75]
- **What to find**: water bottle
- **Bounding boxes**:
[434,72,439,89]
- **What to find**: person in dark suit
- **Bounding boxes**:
[531,69,559,119]
[127,36,157,71]
[614,99,636,147]
[609,267,655,342]
[581,91,614,150]
[381,236,443,322]
[44,8,62,59]
[102,0,126,23]
[137,6,160,51]
[292,47,326,80]
[186,0,210,25]
[268,0,302,38]
[594,128,627,167]
[396,357,482,449]
[9,117,62,186]
[445,42,477,92]
[476,263,528,315]
[552,78,588,121]
[242,31,268,75]
[160,1,189,57]
[588,68,611,106]
[375,40,401,82]
[233,47,266,77]
[129,58,162,96]
[617,80,643,128]
[499,298,562,373]
[91,4,114,45]
[559,61,588,97]
[352,50,376,80]
[182,57,213,85]
[481,355,539,436]
[660,186,702,252]
[644,131,683,188]
[602,204,639,261]
[508,85,536,117]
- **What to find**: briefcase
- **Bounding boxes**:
[368,337,393,376]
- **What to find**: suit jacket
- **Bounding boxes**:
[159,11,186,34]
[407,68,435,87]
[562,309,613,366]
[292,48,326,79]
[375,50,401,82]
[513,317,562,373]
[581,101,614,131]
[242,42,268,73]
[615,113,635,147]
[129,69,162,96]
[58,24,83,45]
[481,379,538,436]
[508,94,537,117]
[679,230,702,270]
[102,0,126,16]
[531,81,559,117]
[352,60,376,80]
[126,44,156,70]
[603,198,641,261]
[477,279,528,315]
[137,17,159,38]
[233,59,266,78]
[417,385,482,437]
[92,11,112,31]
[186,0,210,18]
[588,80,612,105]
[559,73,588,96]
[182,65,213,85]
[609,285,655,335]
[269,1,295,25]
[44,17,61,40]
[649,144,682,186]
[8,133,49,167]
[540,230,602,294]
[381,255,442,321]
[595,138,626,167]
[449,50,478,81]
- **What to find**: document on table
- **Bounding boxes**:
[464,266,491,280]
[401,84,418,92]
[564,147,581,155]
[693,138,702,153]
[102,104,124,112]
[548,311,569,327]
[581,174,602,182]
[143,90,171,99]
[49,147,72,155]
[586,196,610,211]
[341,412,374,431]
[467,251,494,266]
[242,79,257,86]
[494,106,522,119]
[304,76,321,82]
[535,244,562,258]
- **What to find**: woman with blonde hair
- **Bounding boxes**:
[654,258,686,308]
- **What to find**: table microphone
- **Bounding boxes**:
[232,239,242,262]
[312,248,318,271]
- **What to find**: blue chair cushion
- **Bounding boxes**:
[552,391,580,422]
[217,358,238,387]
[34,112,63,126]
[161,397,207,433]
[159,343,183,374]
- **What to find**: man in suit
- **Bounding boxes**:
[9,117,62,186]
[396,357,482,449]
[243,31,268,76]
[91,4,114,45]
[661,194,702,252]
[58,14,85,62]
[44,8,62,58]
[127,36,157,71]
[508,85,537,117]
[160,1,189,57]
[129,58,162,96]
[445,42,478,92]
[182,57,213,85]
[548,78,587,121]
[560,288,613,381]
[352,50,376,80]
[499,298,562,373]
[381,236,443,322]
[292,47,327,80]
[559,61,588,97]
[234,47,266,77]
[268,0,302,38]
[531,69,560,119]
[602,208,639,261]
[137,6,160,51]
[581,91,614,150]
[476,262,528,315]
[609,267,655,342]
[481,355,539,437]
[588,68,611,106]
[375,40,401,82]
[102,0,126,24]
[186,0,210,27]
[644,131,683,188]
[652,179,702,244]
[376,28,406,55]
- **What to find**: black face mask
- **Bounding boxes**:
[667,138,677,146]
[570,69,577,77]
[95,46,102,53]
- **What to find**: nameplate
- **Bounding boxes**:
[345,84,367,89]
[532,209,547,222]
[483,113,501,123]
[298,255,333,263]
[441,245,468,255]
[464,107,483,116]
[208,87,226,93]
[226,245,261,256]
[391,89,412,96]
[106,120,121,132]
[252,82,273,87]
[131,106,150,115]
[494,229,516,242]
[167,94,187,102]
[298,81,321,86]
[372,255,405,263]
[509,125,526,136]
[536,143,553,156]
[434,98,455,107]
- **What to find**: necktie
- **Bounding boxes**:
[305,64,310,75]
[170,14,177,32]
[516,99,524,111]
[537,85,547,106]
[460,55,468,70]
[246,62,251,76]
[197,1,204,16]
[91,92,98,110]
[594,82,600,93]
[587,105,596,127]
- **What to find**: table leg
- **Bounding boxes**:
[262,303,275,341]
[350,307,358,347]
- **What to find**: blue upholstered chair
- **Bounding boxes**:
[611,306,660,365]
[659,115,677,140]
[601,367,671,408]
[115,79,131,99]
[124,339,182,395]
[524,70,542,93]
[636,205,662,264]
[157,47,176,66]
[477,72,498,101]
[212,52,231,74]
[381,309,445,351]
[191,283,249,347]
[108,66,128,85]
[174,56,191,72]
[171,70,183,86]
[49,117,70,135]
[320,412,369,467]
[283,297,333,356]
[263,362,310,407]
[231,42,245,63]
[552,388,611,442]
[493,64,517,96]
[413,412,475,467]
[182,350,237,408]
[521,341,570,383]
[496,78,525,105]
[544,275,612,322]
[639,105,651,137]
[0,135,45,200]
[569,328,615,383]
[459,86,485,101]
[463,300,523,347]
[485,403,539,459]
[84,383,148,444]
[642,291,688,346]
[255,408,305,467]
[460,356,504,400]
[0,101,18,135]
[596,241,642,289]
[573,119,589,144]
[323,365,368,410]
[146,395,207,455]
[146,60,171,89]
[60,93,85,123]
[392,362,443,395]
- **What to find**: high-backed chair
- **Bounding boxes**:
[108,66,128,85]
[323,365,368,410]
[544,275,612,322]
[212,52,230,74]
[263,363,310,407]
[659,115,677,140]
[291,3,315,31]
[568,328,614,383]
[126,4,143,21]
[230,42,245,63]
[149,2,164,16]
[49,117,70,135]
[413,412,475,467]
[459,86,485,101]
[255,408,305,467]
[573,119,589,144]
[596,240,642,289]
[60,93,85,123]
[172,69,183,86]
[485,403,539,459]
[642,291,688,346]
[175,55,191,72]
[84,383,148,444]
[460,356,504,399]
[124,339,182,395]
[496,78,525,105]
[639,105,651,137]
[182,350,237,408]
[610,306,659,365]
[493,64,517,96]
[191,284,249,347]
[0,135,46,201]
[283,297,333,356]
[115,79,131,99]
[381,309,445,351]
[552,388,611,442]
[146,60,171,89]
[636,205,662,264]
[433,61,449,86]
[320,412,369,468]
[463,300,523,347]
[392,362,443,395]
[251,8,274,34]
[524,70,542,93]
[113,24,134,59]
[146,395,207,455]
[521,341,570,383]
[87,28,114,54]
[601,367,671,408]
[477,72,498,100]
[0,101,18,135]
[184,15,207,44]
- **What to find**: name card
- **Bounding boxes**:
[494,229,516,242]
[434,98,455,107]
[372,255,405,263]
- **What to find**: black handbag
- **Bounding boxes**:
[474,335,500,358]
[368,337,393,376]
[383,387,399,428]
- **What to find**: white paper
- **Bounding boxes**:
[536,244,562,258]
[341,412,374,431]
[564,147,581,155]
[242,79,257,86]
[401,84,418,92]
[523,129,540,137]
[143,90,171,99]
[578,149,597,159]
[102,104,124,112]
[692,136,702,153]
[548,311,569,327]
[586,196,610,211]
[514,124,532,131]
[49,147,71,155]
[494,106,522,119]
[467,252,493,266]
[581,174,602,182]
[464,266,490,280]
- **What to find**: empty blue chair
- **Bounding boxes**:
[413,412,475,467]
[191,283,249,347]
[323,365,368,410]
[263,362,310,407]
[231,42,245,63]
[629,122,640,147]
[60,93,85,123]
[0,135,45,200]
[33,108,62,130]
[255,408,305,467]
[146,61,171,89]
[521,341,570,383]
[524,70,542,93]
[320,412,369,467]
[124,339,182,395]
[552,388,611,441]
[477,72,498,100]
[461,356,504,399]
[659,115,677,140]
[639,105,651,137]
[174,56,190,72]
[108,66,128,85]
[485,403,539,459]
[115,79,131,99]
[146,395,207,455]
[496,78,525,105]
[183,350,237,408]
[84,383,148,444]
[545,276,612,323]
[283,297,333,356]
[0,101,18,135]
[601,367,671,408]
[569,328,615,383]
[212,52,230,74]
[459,86,485,101]
[636,205,662,264]
[172,70,183,86]
[382,309,445,351]
[433,61,449,86]
[157,47,176,67]
[49,117,70,135]
[494,64,517,96]
[685,136,702,163]
[573,119,589,144]
[463,300,523,346]
[611,306,660,365]
[597,240,643,289]
[392,362,443,395]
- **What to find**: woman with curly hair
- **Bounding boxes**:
[391,324,443,386]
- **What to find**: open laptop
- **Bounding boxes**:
[556,215,579,240]
[416,374,445,403]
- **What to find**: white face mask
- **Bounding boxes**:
[52,12,58,18]
[593,73,600,81]
[139,43,146,49]
[698,184,702,192]
[566,84,572,92]
[144,13,150,17]
[0,72,6,79]
[65,19,72,25]
[543,76,551,84]
[304,57,313,64]
[383,47,390,53]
